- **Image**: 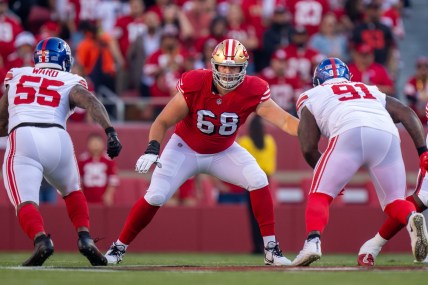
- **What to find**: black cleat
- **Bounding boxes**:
[78,233,107,266]
[22,234,54,266]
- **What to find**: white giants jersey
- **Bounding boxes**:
[296,79,399,138]
[4,67,88,133]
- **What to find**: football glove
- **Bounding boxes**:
[135,140,162,173]
[419,150,428,173]
[105,127,122,159]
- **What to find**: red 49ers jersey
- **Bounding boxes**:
[175,69,270,154]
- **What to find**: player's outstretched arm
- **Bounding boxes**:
[147,91,189,144]
[256,98,299,136]
[297,107,321,169]
[385,96,426,151]
[69,85,122,158]
[0,86,9,137]
[69,85,113,129]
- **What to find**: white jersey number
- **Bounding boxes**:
[197,110,239,136]
[15,75,64,107]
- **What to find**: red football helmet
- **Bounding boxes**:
[211,39,249,90]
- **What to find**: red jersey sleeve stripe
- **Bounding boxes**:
[4,71,13,85]
[176,78,184,94]
[296,94,308,112]
[78,79,88,89]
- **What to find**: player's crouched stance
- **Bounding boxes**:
[105,39,299,266]
[0,37,122,266]
[292,58,428,266]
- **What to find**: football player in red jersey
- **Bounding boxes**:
[105,39,299,266]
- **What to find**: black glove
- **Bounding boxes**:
[105,127,122,159]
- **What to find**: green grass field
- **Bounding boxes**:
[0,252,426,285]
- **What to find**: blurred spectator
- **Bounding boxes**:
[348,43,395,96]
[143,25,188,117]
[286,0,330,37]
[404,56,428,125]
[146,0,171,22]
[65,0,101,34]
[130,10,163,97]
[194,15,227,54]
[39,178,58,204]
[5,31,35,69]
[262,5,293,67]
[112,0,145,94]
[78,133,119,206]
[35,21,61,42]
[381,0,405,40]
[25,0,58,35]
[344,0,365,28]
[182,0,216,41]
[161,3,194,42]
[75,20,121,92]
[351,0,396,74]
[309,12,350,62]
[194,37,217,69]
[258,49,301,115]
[281,26,324,88]
[0,0,24,64]
[225,3,258,73]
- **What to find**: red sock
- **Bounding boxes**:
[407,195,425,212]
[305,193,333,235]
[118,197,160,245]
[379,195,422,240]
[384,199,416,225]
[64,191,90,230]
[18,204,45,241]
[249,186,275,237]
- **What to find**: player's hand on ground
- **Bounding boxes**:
[135,140,162,173]
[105,127,122,159]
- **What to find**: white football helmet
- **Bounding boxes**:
[211,39,249,90]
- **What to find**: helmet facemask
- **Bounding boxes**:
[211,39,249,90]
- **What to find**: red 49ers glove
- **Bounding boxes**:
[419,150,428,175]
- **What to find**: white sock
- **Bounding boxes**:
[116,240,128,250]
[373,233,388,247]
[263,235,276,247]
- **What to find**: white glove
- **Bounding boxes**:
[135,153,162,173]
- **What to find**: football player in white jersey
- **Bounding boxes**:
[0,37,122,266]
[292,57,428,266]
[357,102,428,266]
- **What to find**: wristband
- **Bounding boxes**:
[105,127,116,136]
[417,146,428,156]
[145,140,160,155]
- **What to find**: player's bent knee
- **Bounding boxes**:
[245,170,268,190]
[144,193,167,206]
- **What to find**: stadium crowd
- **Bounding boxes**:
[1,0,425,122]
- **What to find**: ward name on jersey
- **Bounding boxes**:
[175,69,271,154]
[4,67,89,133]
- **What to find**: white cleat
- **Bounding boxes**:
[105,242,126,264]
[357,238,383,266]
[407,213,428,262]
[292,237,322,266]
[264,241,292,266]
